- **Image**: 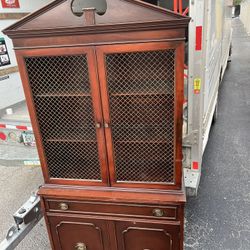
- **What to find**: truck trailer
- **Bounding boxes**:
[158,0,233,196]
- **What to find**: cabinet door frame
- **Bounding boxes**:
[16,46,110,186]
[96,41,184,190]
[115,220,180,250]
[47,214,113,250]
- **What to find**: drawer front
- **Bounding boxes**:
[46,199,178,220]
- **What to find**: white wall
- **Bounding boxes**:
[0,72,24,108]
[0,0,52,110]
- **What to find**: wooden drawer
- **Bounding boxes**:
[45,199,178,220]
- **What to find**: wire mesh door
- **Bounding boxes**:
[22,48,109,185]
[97,42,181,189]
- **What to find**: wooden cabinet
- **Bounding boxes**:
[14,42,183,189]
[3,0,189,249]
[45,201,183,250]
[47,214,181,250]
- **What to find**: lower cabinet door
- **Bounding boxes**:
[47,215,111,250]
[115,221,180,250]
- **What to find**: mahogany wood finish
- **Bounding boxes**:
[115,221,180,250]
[3,1,189,249]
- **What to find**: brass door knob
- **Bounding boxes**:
[58,203,69,211]
[96,122,101,128]
[104,122,109,128]
[152,208,164,217]
[75,242,87,250]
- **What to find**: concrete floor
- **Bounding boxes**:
[0,19,249,250]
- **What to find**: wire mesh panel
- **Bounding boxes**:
[106,49,176,184]
[25,54,101,181]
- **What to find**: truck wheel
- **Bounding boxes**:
[228,44,232,63]
[212,102,218,124]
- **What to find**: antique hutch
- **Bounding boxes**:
[4,0,189,249]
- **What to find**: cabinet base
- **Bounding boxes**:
[40,187,185,250]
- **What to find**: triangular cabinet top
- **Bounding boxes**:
[3,0,189,39]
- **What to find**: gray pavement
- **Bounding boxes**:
[0,144,38,162]
[0,164,50,250]
[0,18,249,250]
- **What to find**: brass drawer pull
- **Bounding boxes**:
[75,242,87,250]
[58,203,69,211]
[152,208,164,217]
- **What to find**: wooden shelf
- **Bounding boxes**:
[111,92,170,97]
[36,93,90,97]
[116,140,169,144]
[46,139,95,143]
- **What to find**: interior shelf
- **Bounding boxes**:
[46,139,96,143]
[115,140,171,144]
[111,92,170,97]
[36,93,90,97]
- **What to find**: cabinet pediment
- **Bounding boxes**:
[3,0,189,38]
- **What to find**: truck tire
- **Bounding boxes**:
[212,102,218,124]
[228,43,232,63]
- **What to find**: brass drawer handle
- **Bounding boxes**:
[58,203,69,211]
[75,242,87,250]
[152,208,164,217]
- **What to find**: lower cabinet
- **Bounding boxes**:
[47,215,181,250]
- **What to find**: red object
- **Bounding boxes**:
[0,124,6,128]
[16,125,28,130]
[183,7,189,16]
[1,0,20,8]
[193,161,199,170]
[173,0,178,12]
[196,26,202,51]
[0,132,6,141]
[179,0,183,14]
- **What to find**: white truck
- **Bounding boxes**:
[0,0,233,248]
[156,0,233,196]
